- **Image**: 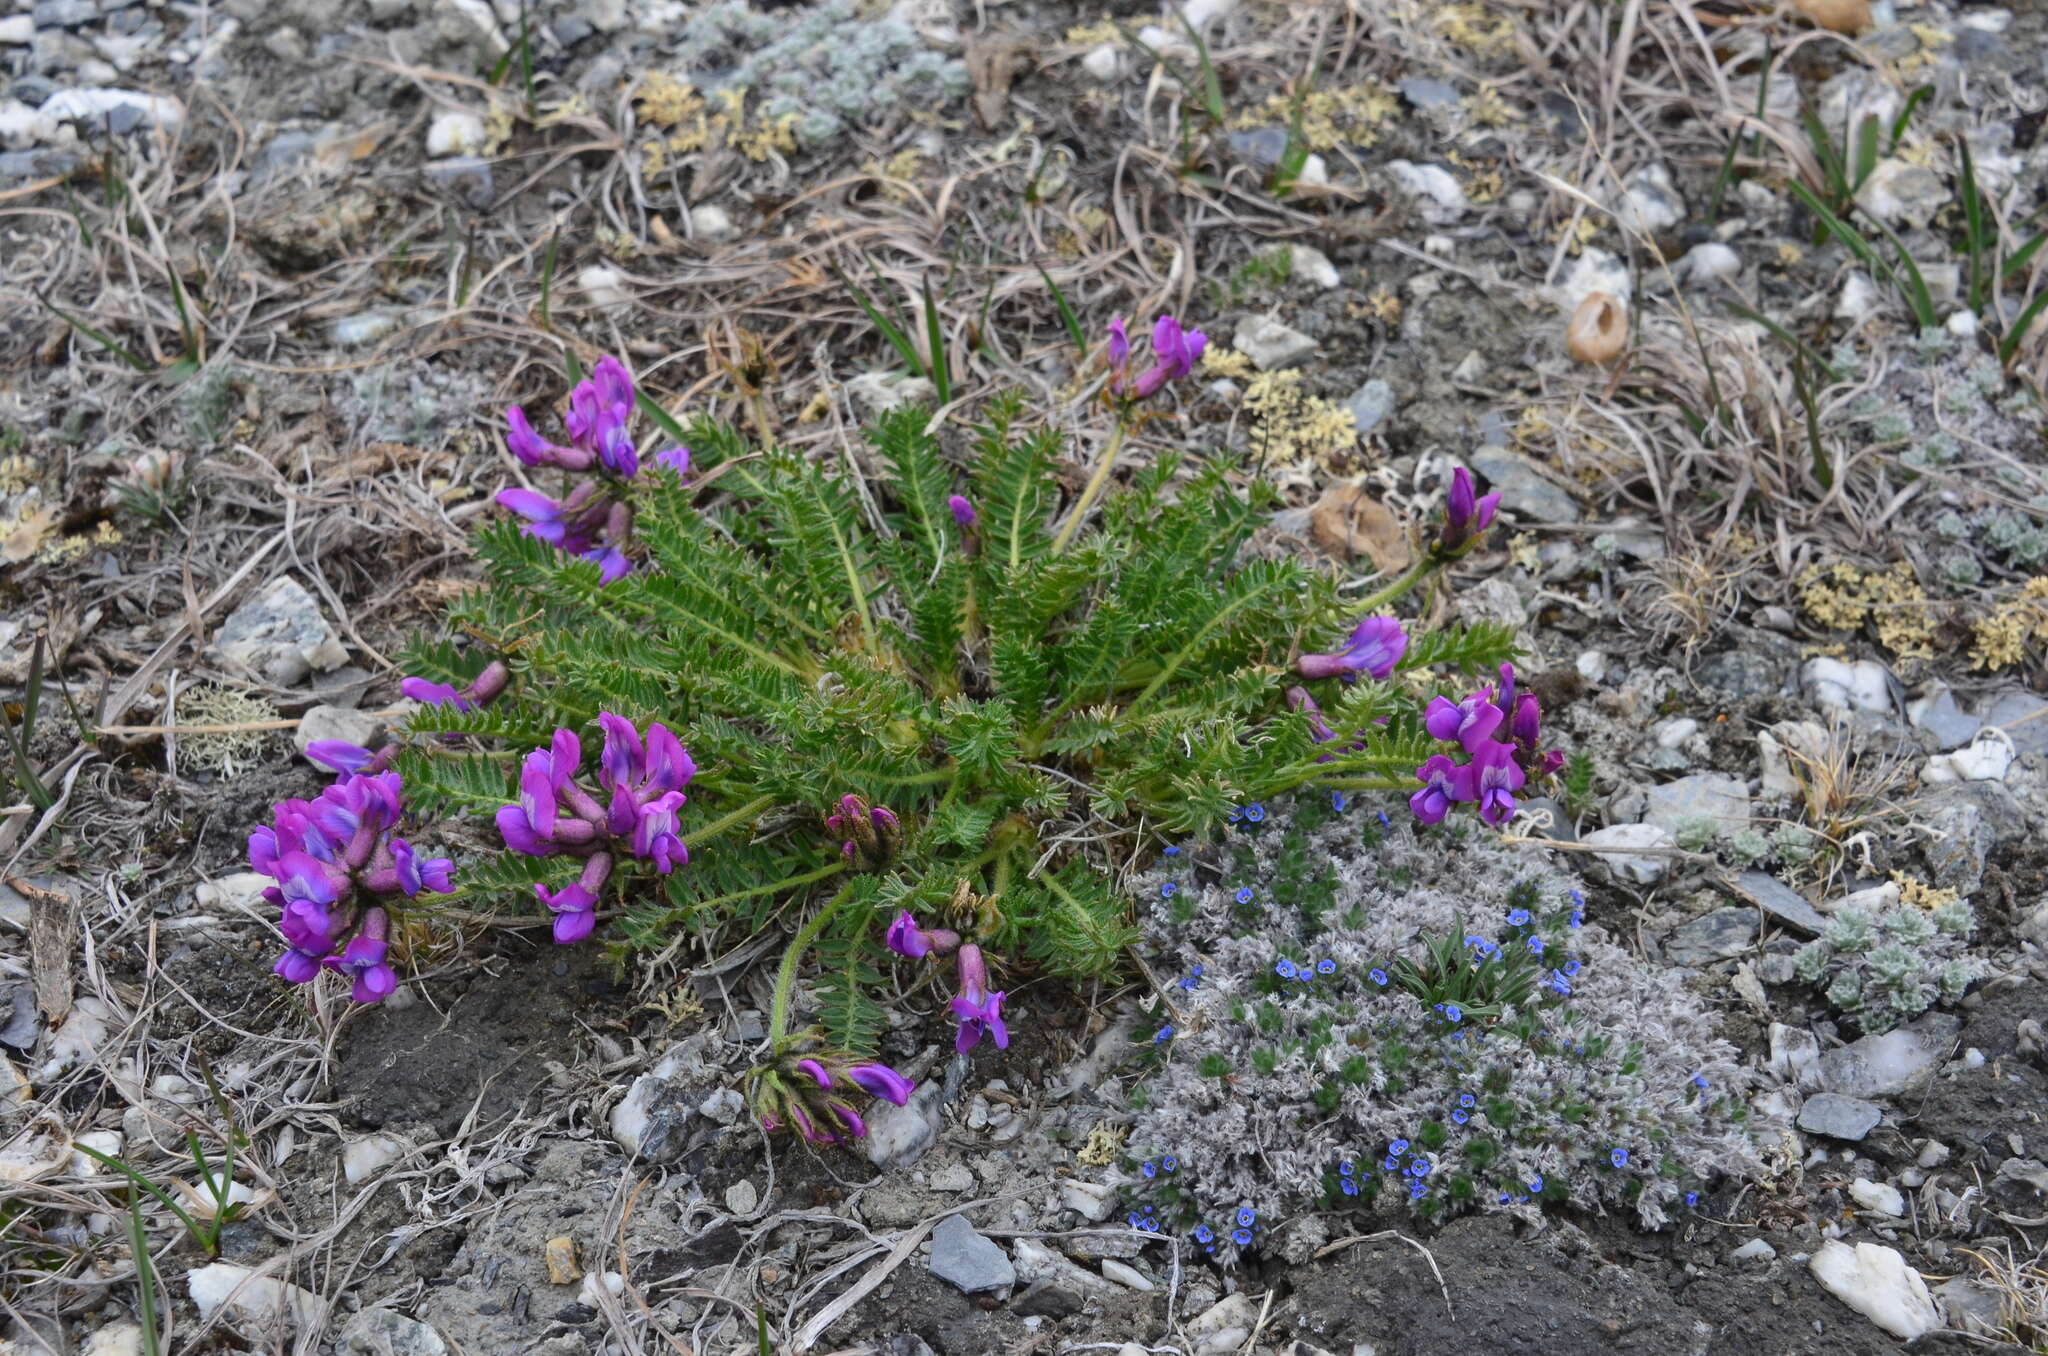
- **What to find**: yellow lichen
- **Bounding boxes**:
[1350,288,1402,325]
[0,455,31,495]
[796,389,833,424]
[1435,3,1520,58]
[636,74,797,170]
[1776,242,1804,268]
[1199,348,1254,380]
[1076,1122,1128,1167]
[1799,562,1937,660]
[1465,85,1518,127]
[1234,83,1398,152]
[1513,406,1553,449]
[1240,370,1358,469]
[1065,19,1121,46]
[1970,576,2048,671]
[1890,872,1960,912]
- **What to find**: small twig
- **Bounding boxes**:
[1313,1231,1455,1320]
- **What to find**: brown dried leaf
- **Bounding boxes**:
[965,40,1027,131]
[1,507,57,564]
[17,875,76,1026]
[1310,482,1413,574]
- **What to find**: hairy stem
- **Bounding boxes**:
[683,794,777,848]
[767,883,856,1047]
[1051,421,1128,554]
[1350,552,1444,618]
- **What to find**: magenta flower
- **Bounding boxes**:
[1456,740,1526,826]
[947,495,976,529]
[655,445,691,476]
[401,677,471,711]
[323,907,396,1003]
[1108,314,1208,401]
[1108,316,1131,370]
[273,898,338,984]
[884,909,960,959]
[846,1063,916,1105]
[1297,615,1409,682]
[391,839,453,897]
[1410,755,1462,825]
[581,545,632,583]
[1424,689,1505,753]
[631,791,689,874]
[305,740,374,775]
[1436,467,1500,554]
[950,944,1009,1053]
[538,853,612,945]
[497,486,600,552]
[504,406,585,469]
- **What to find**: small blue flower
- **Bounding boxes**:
[1331,791,1348,812]
[1611,1148,1629,1168]
[1464,935,1492,953]
[1377,811,1390,826]
[1369,968,1389,987]
[1569,910,1584,928]
[1154,1025,1174,1044]
[1179,975,1198,992]
[1686,1191,1699,1207]
[1507,908,1531,927]
[1160,881,1178,898]
[1527,936,1544,956]
[1193,1223,1214,1244]
[1390,1139,1410,1154]
[1498,1193,1512,1204]
[1341,1177,1359,1196]
[1692,1073,1710,1090]
[1383,1156,1401,1171]
[1232,1227,1253,1246]
[1190,964,1203,978]
[1459,1093,1475,1108]
[1162,1156,1178,1172]
[1563,960,1581,976]
[1316,958,1337,976]
[1411,1158,1432,1178]
[1409,1181,1427,1199]
[1235,886,1255,906]
[1528,1176,1543,1192]
[1339,1160,1355,1176]
[1236,1207,1257,1227]
[1549,973,1572,995]
[1243,803,1266,824]
[1451,1109,1468,1125]
[1141,1160,1158,1178]
[1163,845,1181,857]
[1275,959,1296,980]
[1442,1004,1463,1023]
[1569,889,1584,906]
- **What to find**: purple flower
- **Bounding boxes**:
[1297,616,1408,682]
[391,838,453,897]
[1410,754,1462,825]
[1108,316,1131,370]
[497,487,597,551]
[1455,740,1526,827]
[1286,685,1341,753]
[947,494,976,529]
[305,740,375,775]
[505,406,584,469]
[1131,315,1207,400]
[581,545,632,583]
[797,1058,833,1088]
[950,944,1009,1053]
[324,907,397,1003]
[273,898,337,984]
[401,677,471,711]
[655,445,691,476]
[631,791,689,873]
[845,1063,916,1106]
[1437,466,1500,553]
[884,909,960,959]
[1424,689,1505,753]
[538,882,597,943]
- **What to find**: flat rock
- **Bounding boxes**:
[1398,76,1460,108]
[1664,907,1756,966]
[1801,657,1894,715]
[338,1308,449,1356]
[1231,316,1317,370]
[1643,772,1750,839]
[1817,1013,1961,1100]
[865,1075,944,1170]
[928,1214,1013,1295]
[1731,872,1828,935]
[1385,159,1467,221]
[40,87,185,136]
[1344,378,1396,434]
[1613,162,1685,235]
[214,576,349,685]
[1809,1240,1939,1341]
[1797,1093,1882,1141]
[294,704,386,760]
[187,1263,327,1332]
[1470,447,1581,523]
[1579,823,1676,884]
[1910,686,1981,750]
[1980,689,2048,755]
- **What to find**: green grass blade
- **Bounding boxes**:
[22,633,43,745]
[1792,357,1831,490]
[2000,230,2046,283]
[1724,302,1843,383]
[1889,85,1932,151]
[1786,180,1876,269]
[1851,114,1880,195]
[1175,7,1228,125]
[39,296,151,371]
[921,274,951,407]
[1860,213,1938,327]
[831,265,927,377]
[1038,266,1088,356]
[74,1146,212,1253]
[1959,136,1986,314]
[564,349,583,384]
[1996,288,2048,365]
[1799,104,1847,208]
[635,390,691,446]
[128,1202,162,1356]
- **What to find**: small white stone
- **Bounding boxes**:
[1654,717,1698,749]
[1945,310,1979,337]
[1081,42,1123,83]
[294,704,385,761]
[1060,1178,1117,1222]
[1680,242,1741,284]
[1294,154,1329,187]
[578,265,630,310]
[83,1324,145,1356]
[1575,649,1609,683]
[187,1263,328,1331]
[342,1133,407,1185]
[1836,272,1885,324]
[1850,1178,1906,1216]
[927,1162,975,1192]
[425,109,487,158]
[1917,1141,1951,1168]
[689,203,737,242]
[331,312,400,347]
[696,1087,743,1125]
[1809,1241,1939,1340]
[1232,315,1318,371]
[1613,162,1685,235]
[1385,160,1467,220]
[1855,158,1948,230]
[1101,1258,1153,1290]
[1961,1047,1986,1069]
[1289,244,1340,290]
[70,1130,124,1176]
[1182,0,1237,25]
[40,88,186,137]
[1801,656,1891,713]
[1729,1237,1777,1263]
[0,15,34,44]
[724,1179,759,1215]
[1949,729,2014,783]
[1554,248,1632,312]
[1960,7,2012,30]
[577,1271,625,1308]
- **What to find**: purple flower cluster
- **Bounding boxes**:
[1410,663,1561,828]
[251,766,453,1002]
[1106,315,1208,402]
[825,793,901,868]
[761,1054,917,1145]
[885,911,1012,1055]
[496,356,690,583]
[496,713,696,943]
[1434,466,1500,557]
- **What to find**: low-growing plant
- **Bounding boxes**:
[1125,798,1756,1260]
[253,337,1535,1148]
[1793,896,1978,1032]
